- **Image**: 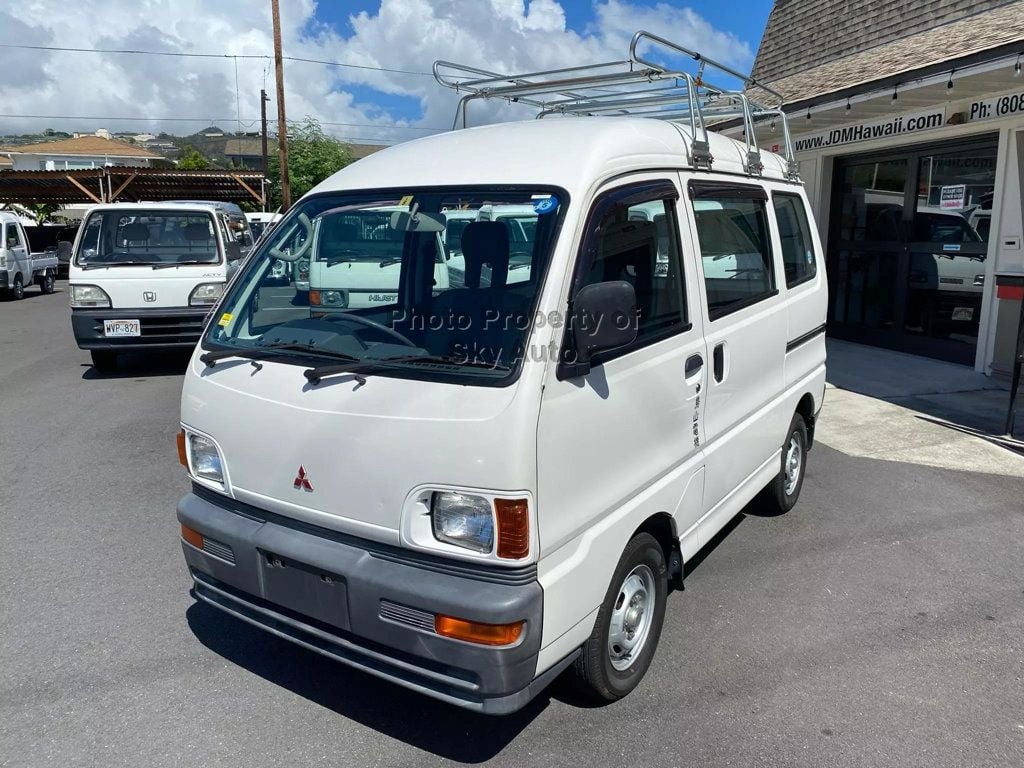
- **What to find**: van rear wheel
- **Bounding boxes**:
[762,412,808,513]
[570,532,667,702]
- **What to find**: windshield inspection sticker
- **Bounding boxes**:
[218,313,233,327]
[398,195,414,206]
[532,196,558,214]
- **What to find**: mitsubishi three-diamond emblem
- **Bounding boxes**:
[293,466,313,491]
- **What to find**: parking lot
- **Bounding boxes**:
[2,281,1022,768]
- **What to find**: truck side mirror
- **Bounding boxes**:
[226,240,243,261]
[557,280,638,380]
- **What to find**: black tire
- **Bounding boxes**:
[570,532,668,702]
[11,274,24,300]
[762,412,809,514]
[90,350,118,373]
[40,271,55,294]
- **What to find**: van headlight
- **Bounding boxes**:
[189,434,224,484]
[70,284,111,308]
[189,282,225,306]
[431,492,494,553]
[310,289,347,307]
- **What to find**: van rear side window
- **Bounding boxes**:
[690,184,776,319]
[772,193,817,288]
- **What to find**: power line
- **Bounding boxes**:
[0,43,434,76]
[0,113,446,132]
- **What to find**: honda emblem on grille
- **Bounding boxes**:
[143,291,156,302]
[293,466,313,491]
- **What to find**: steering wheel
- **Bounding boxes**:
[326,313,416,347]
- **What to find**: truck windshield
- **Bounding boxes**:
[75,210,221,266]
[203,187,565,384]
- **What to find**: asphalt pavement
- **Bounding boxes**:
[2,282,1022,768]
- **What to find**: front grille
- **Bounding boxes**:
[202,536,235,564]
[89,312,207,344]
[379,600,436,633]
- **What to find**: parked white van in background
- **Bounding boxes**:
[69,203,244,372]
[306,206,449,312]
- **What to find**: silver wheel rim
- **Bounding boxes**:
[607,564,656,671]
[784,434,803,496]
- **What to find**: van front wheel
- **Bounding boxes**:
[763,413,808,513]
[570,532,667,702]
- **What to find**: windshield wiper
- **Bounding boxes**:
[304,354,509,384]
[378,257,402,268]
[326,256,359,266]
[152,260,215,270]
[200,343,360,367]
[81,261,141,270]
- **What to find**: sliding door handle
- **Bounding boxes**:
[713,343,725,383]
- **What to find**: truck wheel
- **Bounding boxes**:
[40,271,55,294]
[761,412,808,514]
[570,532,668,702]
[11,274,24,300]
[90,350,118,373]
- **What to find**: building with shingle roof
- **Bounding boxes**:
[0,135,165,171]
[742,0,1024,377]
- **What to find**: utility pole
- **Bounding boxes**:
[271,0,291,211]
[260,88,269,212]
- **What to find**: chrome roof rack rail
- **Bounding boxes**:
[432,30,795,179]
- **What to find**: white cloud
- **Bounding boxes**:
[0,0,755,143]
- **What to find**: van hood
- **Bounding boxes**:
[70,263,227,309]
[180,353,538,545]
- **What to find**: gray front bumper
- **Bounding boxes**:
[178,488,568,714]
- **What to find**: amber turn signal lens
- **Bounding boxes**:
[180,523,204,549]
[434,615,524,646]
[308,290,321,305]
[495,498,530,559]
[177,429,188,467]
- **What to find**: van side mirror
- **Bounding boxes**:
[557,280,638,380]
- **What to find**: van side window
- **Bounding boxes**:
[772,193,816,288]
[572,183,688,355]
[690,183,775,319]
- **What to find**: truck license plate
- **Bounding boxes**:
[103,319,141,337]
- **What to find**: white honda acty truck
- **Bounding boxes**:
[175,36,827,714]
[68,202,244,372]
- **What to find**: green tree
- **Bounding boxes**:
[267,117,353,207]
[177,145,210,170]
[28,203,60,223]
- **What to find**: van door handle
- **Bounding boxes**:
[713,343,725,383]
[685,354,703,377]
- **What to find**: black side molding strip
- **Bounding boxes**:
[786,323,827,353]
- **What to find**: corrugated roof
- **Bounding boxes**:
[750,0,1024,104]
[0,135,163,159]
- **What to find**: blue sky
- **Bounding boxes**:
[311,0,774,129]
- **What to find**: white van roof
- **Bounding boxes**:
[309,118,796,201]
[83,202,222,216]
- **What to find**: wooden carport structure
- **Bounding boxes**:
[0,167,265,206]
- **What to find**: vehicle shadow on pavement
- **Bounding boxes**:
[80,351,192,380]
[185,601,550,762]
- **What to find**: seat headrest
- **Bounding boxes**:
[122,222,150,242]
[461,221,509,288]
[184,222,212,241]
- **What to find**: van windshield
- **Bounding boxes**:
[204,187,564,384]
[76,210,221,266]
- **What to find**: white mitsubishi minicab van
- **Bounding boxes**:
[69,202,244,372]
[175,34,827,714]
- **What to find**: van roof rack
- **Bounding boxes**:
[433,30,797,180]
